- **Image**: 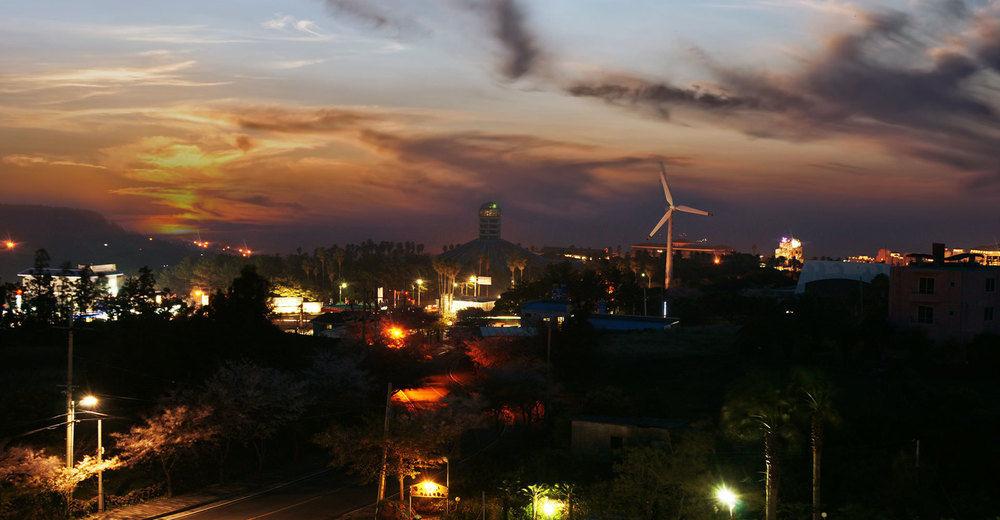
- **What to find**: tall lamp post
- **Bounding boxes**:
[339,282,348,303]
[414,279,424,307]
[79,395,104,513]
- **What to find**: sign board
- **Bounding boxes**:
[410,482,448,499]
[476,276,492,286]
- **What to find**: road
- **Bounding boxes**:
[163,470,376,520]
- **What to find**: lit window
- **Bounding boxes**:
[918,277,935,295]
[917,306,934,324]
[986,307,995,322]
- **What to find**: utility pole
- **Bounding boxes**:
[65,318,74,469]
[97,417,104,512]
[545,318,553,378]
[376,382,393,514]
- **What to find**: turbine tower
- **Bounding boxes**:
[648,162,711,315]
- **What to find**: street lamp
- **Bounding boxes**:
[79,395,105,513]
[414,279,424,307]
[339,282,348,303]
[714,485,738,518]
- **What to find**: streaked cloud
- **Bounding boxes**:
[2,154,106,170]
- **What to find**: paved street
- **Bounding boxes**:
[162,471,375,520]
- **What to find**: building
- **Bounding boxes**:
[774,236,804,270]
[946,246,1000,267]
[589,314,678,331]
[796,260,891,294]
[571,416,685,459]
[17,263,124,299]
[630,240,735,265]
[310,311,368,339]
[888,244,1000,342]
[478,201,501,239]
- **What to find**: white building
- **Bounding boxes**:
[17,264,124,299]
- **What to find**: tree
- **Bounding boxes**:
[792,367,840,520]
[201,361,306,477]
[0,446,120,517]
[113,405,217,496]
[721,372,797,520]
[70,265,107,314]
[23,249,58,324]
[204,265,272,328]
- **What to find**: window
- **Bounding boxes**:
[917,306,934,324]
[918,277,935,295]
[986,307,995,322]
[987,278,996,292]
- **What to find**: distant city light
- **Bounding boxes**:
[4,240,14,250]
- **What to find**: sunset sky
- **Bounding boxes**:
[2,0,999,256]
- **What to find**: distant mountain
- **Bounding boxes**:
[0,204,196,282]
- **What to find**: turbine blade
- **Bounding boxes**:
[648,209,672,238]
[674,205,711,216]
[659,162,673,206]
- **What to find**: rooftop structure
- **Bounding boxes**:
[795,260,891,294]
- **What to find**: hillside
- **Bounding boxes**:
[0,204,195,282]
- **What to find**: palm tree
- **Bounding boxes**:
[507,257,518,287]
[792,368,840,520]
[721,372,797,520]
[515,257,528,283]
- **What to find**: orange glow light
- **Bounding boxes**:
[386,326,406,340]
[4,240,14,250]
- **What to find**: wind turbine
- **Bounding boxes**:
[648,162,711,315]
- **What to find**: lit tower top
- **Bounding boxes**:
[478,201,501,240]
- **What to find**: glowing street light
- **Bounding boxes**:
[714,485,738,518]
[4,239,15,251]
[339,282,348,303]
[414,279,425,306]
[539,497,564,518]
[79,395,105,512]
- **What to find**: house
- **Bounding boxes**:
[888,244,1000,342]
[310,311,368,339]
[520,300,571,326]
[571,416,685,459]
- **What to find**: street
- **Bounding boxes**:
[163,470,375,520]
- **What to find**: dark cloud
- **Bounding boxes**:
[487,0,540,80]
[323,0,396,29]
[567,7,1000,185]
[567,79,766,119]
